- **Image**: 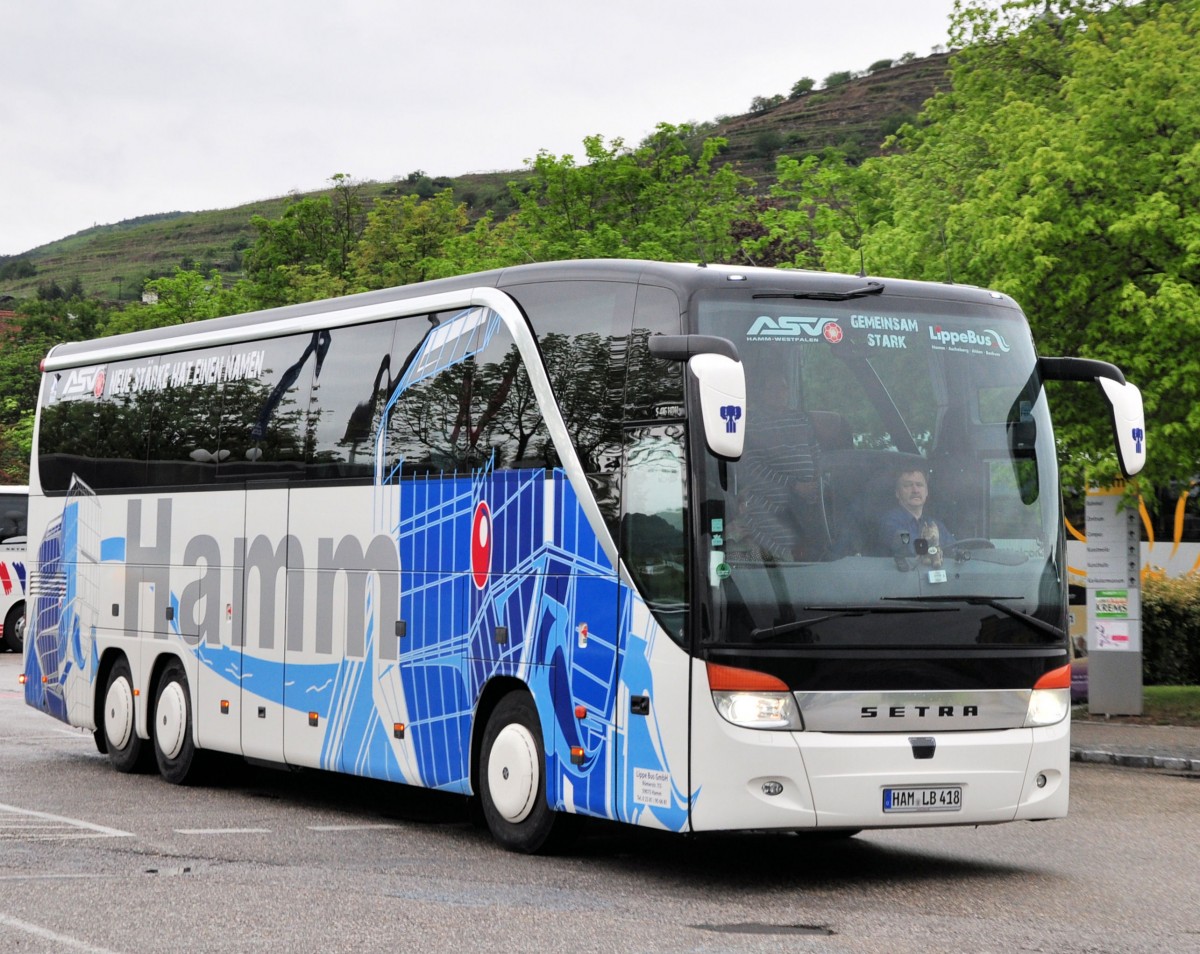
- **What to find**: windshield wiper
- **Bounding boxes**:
[751,602,948,641]
[753,281,885,302]
[882,595,1065,639]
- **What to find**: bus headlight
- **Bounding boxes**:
[1024,665,1071,726]
[712,690,803,730]
[1024,687,1070,727]
[706,662,803,730]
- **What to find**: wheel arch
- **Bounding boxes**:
[94,648,135,738]
[470,676,534,798]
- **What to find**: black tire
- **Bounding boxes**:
[479,692,578,854]
[152,658,204,785]
[2,602,23,653]
[102,657,151,773]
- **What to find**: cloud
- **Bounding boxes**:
[1,0,953,255]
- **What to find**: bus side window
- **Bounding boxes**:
[146,346,227,488]
[627,283,684,423]
[37,359,152,492]
[385,307,553,477]
[507,280,633,476]
[219,333,319,481]
[621,424,688,642]
[302,319,398,482]
[0,493,26,542]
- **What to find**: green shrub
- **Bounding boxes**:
[1141,573,1200,685]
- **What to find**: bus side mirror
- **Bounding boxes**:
[1098,377,1146,477]
[690,354,746,460]
[1038,356,1146,477]
[649,334,745,460]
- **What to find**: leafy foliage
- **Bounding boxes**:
[1142,572,1200,685]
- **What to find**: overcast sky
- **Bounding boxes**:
[2,0,955,257]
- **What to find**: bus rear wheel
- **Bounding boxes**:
[103,657,150,773]
[153,659,204,785]
[479,693,577,854]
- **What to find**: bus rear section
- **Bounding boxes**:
[0,485,28,653]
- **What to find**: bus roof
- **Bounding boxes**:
[42,260,1018,371]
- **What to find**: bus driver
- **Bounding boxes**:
[878,466,955,568]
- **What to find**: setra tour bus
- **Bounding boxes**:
[23,260,1145,851]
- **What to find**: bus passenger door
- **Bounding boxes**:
[613,424,692,831]
[239,484,290,764]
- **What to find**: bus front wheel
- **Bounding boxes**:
[479,693,577,854]
[152,659,203,785]
[103,657,150,773]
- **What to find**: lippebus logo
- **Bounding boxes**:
[746,315,843,342]
[928,325,1011,353]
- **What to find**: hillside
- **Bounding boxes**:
[0,53,949,303]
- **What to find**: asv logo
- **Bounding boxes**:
[58,366,108,400]
[747,315,841,340]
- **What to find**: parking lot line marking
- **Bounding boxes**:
[0,802,131,838]
[0,912,124,953]
[307,824,399,831]
[174,827,271,834]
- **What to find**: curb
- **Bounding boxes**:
[1071,749,1200,773]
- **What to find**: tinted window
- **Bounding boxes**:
[144,345,233,487]
[0,493,26,542]
[38,360,151,491]
[217,333,321,481]
[383,307,553,477]
[304,320,398,481]
[627,283,684,423]
[509,281,634,474]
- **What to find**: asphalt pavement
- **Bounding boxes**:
[1071,716,1200,773]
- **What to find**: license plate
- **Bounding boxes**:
[883,785,962,813]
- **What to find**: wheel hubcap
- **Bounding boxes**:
[104,676,134,750]
[488,723,538,823]
[155,680,188,761]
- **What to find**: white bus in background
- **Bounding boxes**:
[23,260,1144,852]
[0,484,28,653]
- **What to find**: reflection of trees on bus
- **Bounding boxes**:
[385,332,629,477]
[36,315,682,501]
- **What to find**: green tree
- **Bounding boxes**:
[743,150,882,271]
[0,296,111,483]
[102,269,252,336]
[790,77,816,97]
[352,189,471,289]
[512,124,754,264]
[243,174,367,307]
[867,0,1200,493]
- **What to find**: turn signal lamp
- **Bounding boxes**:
[1025,664,1071,727]
[707,662,802,730]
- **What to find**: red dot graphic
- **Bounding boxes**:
[471,501,492,589]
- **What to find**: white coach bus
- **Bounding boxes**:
[0,484,28,652]
[23,260,1144,851]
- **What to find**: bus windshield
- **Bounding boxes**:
[694,290,1065,650]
